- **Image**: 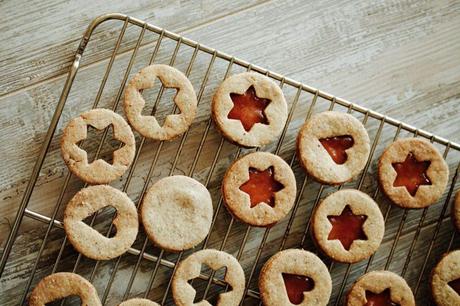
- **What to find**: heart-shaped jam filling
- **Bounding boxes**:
[392,152,432,196]
[228,86,270,132]
[239,166,284,208]
[319,135,354,164]
[282,273,315,305]
[365,289,399,306]
[448,278,460,295]
[327,205,367,251]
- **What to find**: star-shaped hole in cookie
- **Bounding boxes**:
[282,273,315,305]
[188,265,230,304]
[365,289,400,306]
[228,86,271,132]
[448,278,460,295]
[319,135,354,164]
[141,84,180,126]
[239,166,284,208]
[391,152,432,196]
[77,124,124,164]
[327,205,367,251]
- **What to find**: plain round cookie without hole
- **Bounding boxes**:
[29,272,101,306]
[347,271,415,306]
[431,250,460,306]
[222,152,296,227]
[172,249,245,306]
[119,298,159,306]
[141,175,213,252]
[61,108,136,184]
[452,191,460,231]
[311,189,384,263]
[378,138,449,209]
[296,111,370,185]
[64,185,138,260]
[124,64,197,141]
[259,249,332,306]
[212,72,288,147]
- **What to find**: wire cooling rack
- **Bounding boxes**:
[1,13,459,305]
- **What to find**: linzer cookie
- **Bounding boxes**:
[222,152,296,227]
[212,72,288,147]
[119,298,159,306]
[172,249,245,306]
[64,185,138,260]
[29,272,101,306]
[311,189,384,263]
[431,250,460,306]
[296,111,370,185]
[61,108,136,184]
[347,271,415,306]
[124,64,197,141]
[259,249,332,306]
[141,175,213,252]
[378,138,449,209]
[452,191,460,231]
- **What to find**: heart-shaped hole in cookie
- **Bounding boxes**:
[327,205,367,251]
[392,152,432,197]
[448,278,460,295]
[82,205,117,238]
[228,86,271,132]
[188,265,230,305]
[365,289,399,306]
[140,83,180,126]
[282,273,315,304]
[319,135,354,164]
[239,166,284,208]
[77,124,124,165]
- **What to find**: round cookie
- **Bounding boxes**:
[296,111,370,185]
[347,271,415,306]
[172,249,245,306]
[61,108,136,184]
[431,250,460,306]
[124,64,197,141]
[222,152,296,227]
[119,298,159,306]
[64,185,139,260]
[452,191,460,231]
[311,189,384,263]
[212,72,288,147]
[141,175,213,252]
[259,249,332,306]
[378,138,449,209]
[29,272,101,306]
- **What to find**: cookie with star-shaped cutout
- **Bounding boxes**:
[347,271,415,306]
[378,138,449,209]
[431,250,460,306]
[311,189,384,263]
[212,72,288,147]
[61,108,136,184]
[222,152,296,227]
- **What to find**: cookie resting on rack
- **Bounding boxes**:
[431,250,460,306]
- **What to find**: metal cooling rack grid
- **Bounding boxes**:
[0,13,459,305]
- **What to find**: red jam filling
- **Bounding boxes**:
[448,278,460,295]
[239,166,284,208]
[365,289,400,306]
[392,153,431,196]
[282,273,315,305]
[228,86,270,132]
[319,135,354,164]
[327,205,367,250]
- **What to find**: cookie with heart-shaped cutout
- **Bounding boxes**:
[431,250,460,306]
[61,108,136,184]
[259,249,332,306]
[296,111,370,185]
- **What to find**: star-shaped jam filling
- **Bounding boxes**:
[78,124,123,164]
[319,135,354,164]
[448,278,460,295]
[282,273,315,305]
[327,205,367,251]
[239,166,284,208]
[391,152,432,196]
[365,289,400,306]
[227,86,271,132]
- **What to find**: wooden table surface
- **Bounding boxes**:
[1,1,459,305]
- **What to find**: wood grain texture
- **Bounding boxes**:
[0,0,459,305]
